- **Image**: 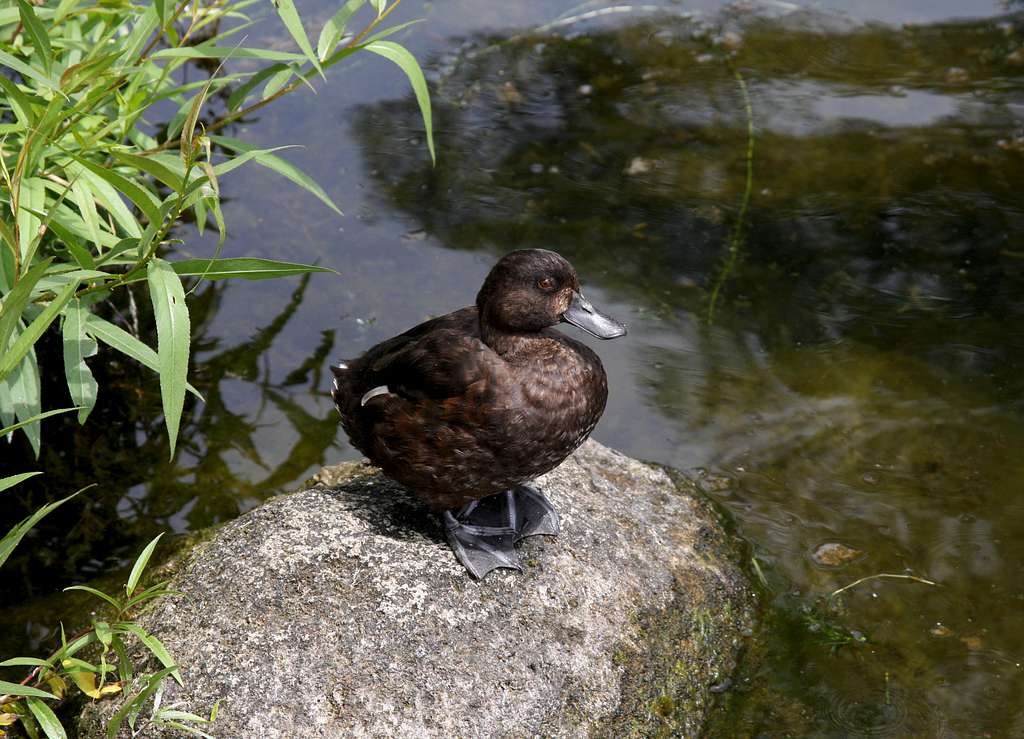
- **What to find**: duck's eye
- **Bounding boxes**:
[537,276,557,291]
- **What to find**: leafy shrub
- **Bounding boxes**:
[0,0,432,457]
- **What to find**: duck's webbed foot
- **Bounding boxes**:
[444,485,560,580]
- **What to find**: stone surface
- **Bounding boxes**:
[78,440,754,738]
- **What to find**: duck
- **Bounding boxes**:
[330,249,626,579]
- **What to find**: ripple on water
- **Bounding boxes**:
[921,515,1000,581]
[823,685,951,737]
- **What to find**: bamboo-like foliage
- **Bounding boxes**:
[0,0,433,459]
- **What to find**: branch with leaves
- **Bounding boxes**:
[0,0,434,459]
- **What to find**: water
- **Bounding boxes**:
[3,0,1024,734]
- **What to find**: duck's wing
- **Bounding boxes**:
[366,327,489,402]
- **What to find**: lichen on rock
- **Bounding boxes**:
[77,440,754,738]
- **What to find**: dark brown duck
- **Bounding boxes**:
[331,249,625,578]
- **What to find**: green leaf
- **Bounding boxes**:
[117,624,182,685]
[82,314,202,400]
[69,163,143,237]
[0,408,81,438]
[210,135,341,215]
[0,70,37,127]
[17,0,53,78]
[25,698,66,739]
[94,620,112,647]
[317,0,364,60]
[3,335,43,456]
[261,66,293,99]
[111,152,184,192]
[363,41,435,164]
[106,666,177,739]
[0,471,42,494]
[147,259,190,458]
[69,178,103,255]
[273,0,324,78]
[17,177,45,265]
[63,585,123,611]
[125,532,163,598]
[68,155,162,229]
[0,258,50,365]
[159,721,215,739]
[370,0,386,16]
[0,49,60,92]
[171,257,336,280]
[152,45,306,62]
[118,5,159,63]
[0,488,85,570]
[0,279,80,383]
[153,709,209,723]
[111,635,132,684]
[62,299,99,424]
[225,62,288,110]
[0,681,56,700]
[0,657,51,668]
[363,18,424,45]
[210,144,297,177]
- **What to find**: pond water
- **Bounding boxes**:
[3,0,1024,734]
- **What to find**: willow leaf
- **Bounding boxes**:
[147,259,190,458]
[62,299,98,424]
[273,0,323,78]
[363,41,434,164]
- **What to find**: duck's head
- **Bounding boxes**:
[476,249,627,339]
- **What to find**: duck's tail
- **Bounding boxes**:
[329,361,353,415]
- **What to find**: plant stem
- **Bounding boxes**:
[706,62,755,326]
[829,573,938,601]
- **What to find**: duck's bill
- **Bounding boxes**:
[561,291,627,339]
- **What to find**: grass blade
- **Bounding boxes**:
[363,41,434,164]
[125,532,164,598]
[146,259,190,458]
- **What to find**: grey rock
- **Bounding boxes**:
[78,440,754,738]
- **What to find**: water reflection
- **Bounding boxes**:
[0,273,339,656]
[352,7,1024,734]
